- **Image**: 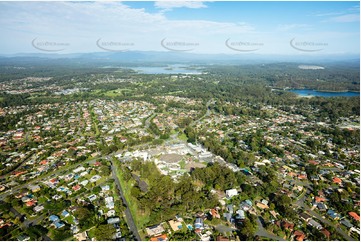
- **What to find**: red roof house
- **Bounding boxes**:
[349,212,360,221]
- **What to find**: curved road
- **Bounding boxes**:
[255,216,286,241]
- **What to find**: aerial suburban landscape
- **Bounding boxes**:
[0,0,360,241]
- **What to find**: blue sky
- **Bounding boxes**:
[0,1,359,55]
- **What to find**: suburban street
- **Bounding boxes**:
[296,188,354,241]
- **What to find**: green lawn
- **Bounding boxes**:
[178,133,188,141]
[179,160,186,169]
[104,89,132,97]
[87,227,96,240]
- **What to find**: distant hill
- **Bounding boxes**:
[0,51,359,66]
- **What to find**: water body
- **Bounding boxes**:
[131,65,203,74]
[289,89,360,97]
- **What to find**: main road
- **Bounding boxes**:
[110,159,141,241]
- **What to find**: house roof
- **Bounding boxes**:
[281,221,294,230]
[216,236,229,241]
[168,220,182,232]
[294,231,305,241]
[308,160,319,165]
[49,215,59,222]
[61,210,69,216]
[333,177,342,184]
[54,221,65,229]
[300,213,311,221]
[256,202,269,209]
[341,219,353,228]
[150,234,168,241]
[348,212,360,221]
[320,229,330,238]
[315,196,326,203]
[26,200,36,207]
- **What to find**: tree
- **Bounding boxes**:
[93,224,116,241]
[239,218,256,240]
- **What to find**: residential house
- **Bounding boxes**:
[270,210,279,219]
[25,200,36,207]
[235,210,245,220]
[49,215,60,222]
[88,194,97,202]
[209,209,220,219]
[315,196,327,203]
[316,203,327,212]
[150,234,168,241]
[33,205,44,213]
[101,185,110,191]
[71,224,80,234]
[308,219,323,230]
[293,230,306,241]
[146,224,165,237]
[168,220,182,232]
[216,236,229,241]
[226,204,234,214]
[21,195,32,203]
[52,194,62,200]
[240,200,252,211]
[107,217,120,224]
[72,184,81,191]
[105,196,114,209]
[327,210,340,220]
[256,202,269,210]
[107,210,116,217]
[225,189,238,198]
[340,219,353,229]
[61,210,70,218]
[194,218,204,230]
[223,213,232,222]
[17,234,30,241]
[74,232,88,241]
[320,229,330,240]
[348,212,360,221]
[333,177,342,185]
[300,213,311,222]
[53,221,65,229]
[281,221,294,231]
[28,184,41,193]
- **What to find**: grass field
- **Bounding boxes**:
[104,88,132,97]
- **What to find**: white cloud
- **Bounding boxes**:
[0,1,358,55]
[0,1,255,54]
[326,14,360,23]
[154,1,208,10]
[277,24,312,32]
[312,11,345,17]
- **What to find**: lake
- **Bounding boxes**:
[289,89,360,97]
[130,65,203,74]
